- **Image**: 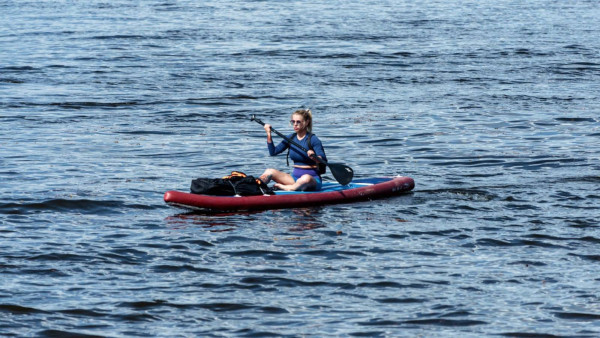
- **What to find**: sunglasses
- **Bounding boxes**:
[290,120,304,125]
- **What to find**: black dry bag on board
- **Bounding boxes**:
[190,171,274,196]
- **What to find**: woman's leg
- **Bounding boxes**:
[274,174,317,191]
[260,168,295,185]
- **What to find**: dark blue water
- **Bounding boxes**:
[2,0,599,336]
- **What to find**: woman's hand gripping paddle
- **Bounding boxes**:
[251,115,354,185]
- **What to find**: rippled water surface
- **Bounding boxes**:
[1,0,599,336]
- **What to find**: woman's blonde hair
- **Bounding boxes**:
[292,109,313,133]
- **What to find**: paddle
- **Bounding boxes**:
[250,114,354,185]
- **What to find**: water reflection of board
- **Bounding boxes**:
[164,176,415,212]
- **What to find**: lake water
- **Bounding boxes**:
[1,0,599,336]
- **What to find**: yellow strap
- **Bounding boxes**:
[222,171,247,179]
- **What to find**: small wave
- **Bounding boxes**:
[118,300,171,309]
[394,51,415,57]
[505,203,540,211]
[550,62,600,75]
[58,308,108,317]
[239,276,348,288]
[3,101,147,110]
[569,254,600,262]
[0,77,24,83]
[358,138,403,146]
[421,188,497,202]
[375,297,426,304]
[155,3,184,12]
[45,64,74,69]
[247,268,288,274]
[17,268,71,277]
[117,299,288,314]
[559,176,600,184]
[512,48,555,57]
[115,130,174,135]
[508,260,547,267]
[499,332,564,337]
[476,238,567,249]
[99,250,151,265]
[114,312,159,322]
[183,95,267,106]
[503,158,585,170]
[554,312,600,320]
[564,44,593,51]
[418,155,507,168]
[358,318,486,327]
[50,101,140,109]
[402,318,487,326]
[38,329,105,338]
[0,199,154,215]
[555,117,597,123]
[408,229,462,237]
[198,303,269,313]
[26,253,107,264]
[0,66,41,72]
[0,304,46,314]
[356,281,428,289]
[301,249,367,259]
[151,264,218,274]
[493,93,584,103]
[173,239,215,247]
[527,234,600,244]
[565,219,597,229]
[91,34,148,40]
[222,250,289,260]
[236,276,429,291]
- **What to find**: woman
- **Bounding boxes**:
[259,109,327,191]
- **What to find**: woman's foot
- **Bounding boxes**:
[273,183,294,191]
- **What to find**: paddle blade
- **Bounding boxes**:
[328,163,354,185]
